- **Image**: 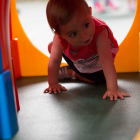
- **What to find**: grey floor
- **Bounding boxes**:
[11,72,140,140]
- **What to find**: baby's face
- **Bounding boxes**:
[60,9,95,47]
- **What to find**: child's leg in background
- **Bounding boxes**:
[128,0,136,10]
[93,0,105,12]
[105,0,118,9]
[93,0,118,11]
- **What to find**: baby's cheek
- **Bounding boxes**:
[91,23,95,35]
[91,27,95,35]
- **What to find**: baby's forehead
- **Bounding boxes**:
[60,9,90,28]
[75,7,90,16]
[63,6,90,23]
[69,10,90,23]
[60,12,92,33]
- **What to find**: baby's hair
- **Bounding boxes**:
[46,0,90,35]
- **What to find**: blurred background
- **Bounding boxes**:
[16,0,136,58]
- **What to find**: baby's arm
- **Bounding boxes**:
[44,35,67,94]
[96,29,130,100]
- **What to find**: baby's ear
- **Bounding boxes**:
[89,7,92,15]
[54,31,58,35]
[54,31,62,37]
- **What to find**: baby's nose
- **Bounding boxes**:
[80,31,88,39]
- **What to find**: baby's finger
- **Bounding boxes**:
[57,88,62,93]
[44,88,49,93]
[49,88,53,94]
[53,88,57,94]
[61,86,67,91]
[103,93,107,99]
[114,94,118,100]
[121,92,131,97]
[110,94,113,100]
[118,93,124,100]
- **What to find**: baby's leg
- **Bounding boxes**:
[48,42,76,79]
[48,41,53,54]
[67,69,95,83]
[63,54,106,84]
[48,42,95,83]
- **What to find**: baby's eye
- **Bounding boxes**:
[84,23,89,28]
[70,32,77,37]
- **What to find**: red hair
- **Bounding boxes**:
[46,0,90,35]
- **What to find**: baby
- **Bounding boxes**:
[44,0,130,100]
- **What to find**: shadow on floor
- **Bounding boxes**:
[12,72,140,140]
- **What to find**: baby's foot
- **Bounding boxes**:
[59,66,76,80]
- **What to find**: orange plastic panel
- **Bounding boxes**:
[114,0,140,72]
[139,32,140,71]
[133,129,140,140]
[10,0,66,76]
[10,39,21,78]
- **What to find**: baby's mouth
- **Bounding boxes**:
[84,39,90,43]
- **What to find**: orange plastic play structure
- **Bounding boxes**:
[10,0,140,77]
[115,1,140,72]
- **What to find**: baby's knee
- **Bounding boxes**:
[48,42,53,54]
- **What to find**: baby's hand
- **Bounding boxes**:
[44,83,67,94]
[103,90,130,100]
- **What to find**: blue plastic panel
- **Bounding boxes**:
[0,70,18,139]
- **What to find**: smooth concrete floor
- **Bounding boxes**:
[11,72,140,140]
